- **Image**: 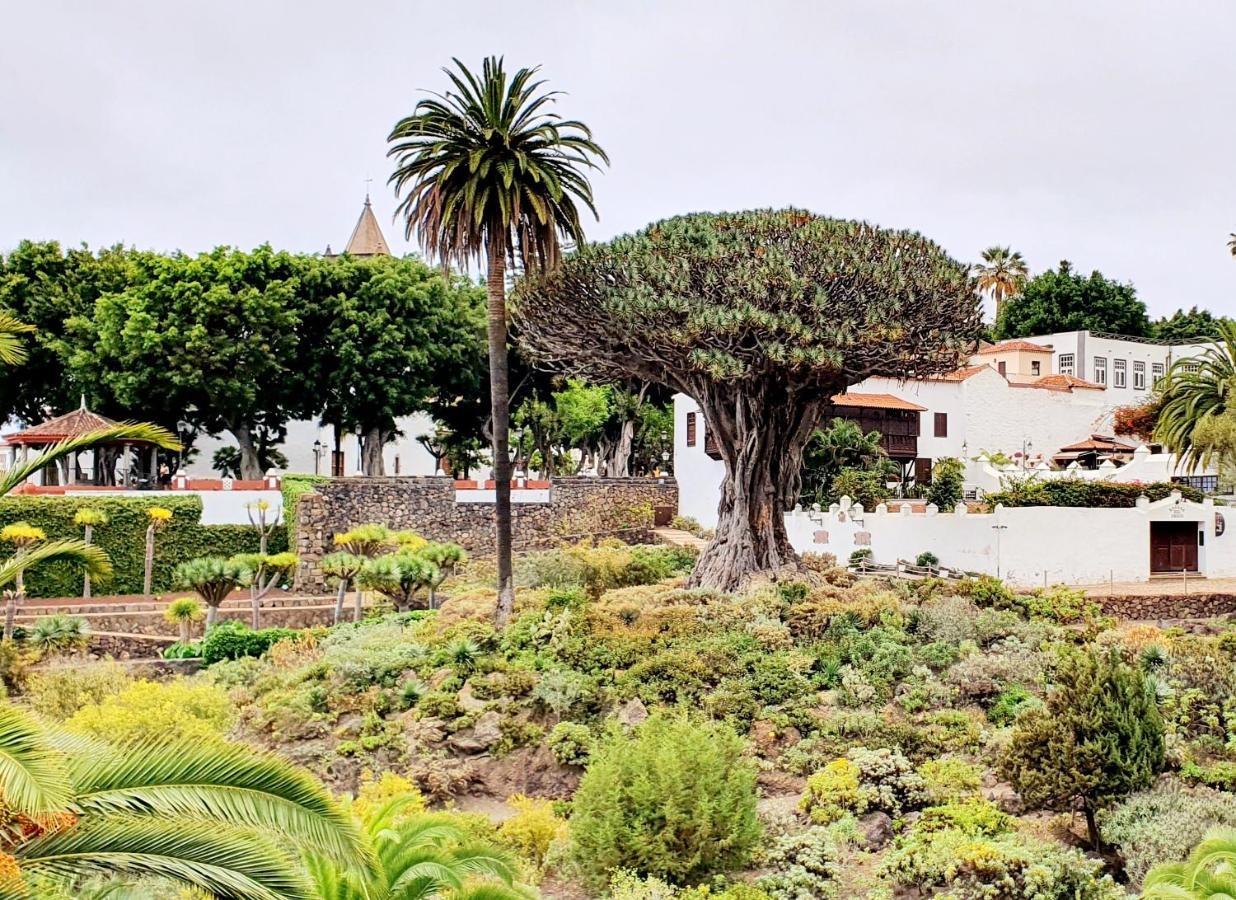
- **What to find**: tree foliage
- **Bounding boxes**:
[514,209,981,589]
[1000,648,1164,849]
[1156,322,1236,473]
[1153,306,1229,343]
[994,260,1149,339]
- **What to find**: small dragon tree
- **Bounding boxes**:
[173,557,251,629]
[164,596,205,644]
[73,507,109,600]
[419,541,467,609]
[357,553,440,613]
[230,552,298,629]
[0,522,111,640]
[245,499,281,555]
[321,552,365,625]
[142,506,173,598]
[332,524,397,621]
[513,210,981,589]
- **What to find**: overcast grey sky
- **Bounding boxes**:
[2,1,1234,319]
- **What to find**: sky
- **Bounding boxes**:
[2,0,1234,320]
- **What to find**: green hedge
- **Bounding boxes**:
[0,495,288,598]
[281,474,327,552]
[984,479,1204,509]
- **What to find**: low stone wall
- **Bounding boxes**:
[293,476,677,591]
[1093,592,1236,620]
[87,630,178,660]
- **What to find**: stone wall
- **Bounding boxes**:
[293,476,678,591]
[1092,592,1236,620]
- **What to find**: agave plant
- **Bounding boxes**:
[305,797,528,900]
[27,615,90,655]
[0,703,371,898]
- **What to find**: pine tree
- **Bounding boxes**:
[1000,647,1164,849]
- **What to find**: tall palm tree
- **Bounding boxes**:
[1142,826,1236,898]
[305,796,528,900]
[972,246,1029,321]
[387,56,608,627]
[1155,321,1236,472]
[0,704,370,898]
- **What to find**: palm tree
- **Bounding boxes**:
[387,56,608,628]
[1142,827,1236,898]
[305,797,528,900]
[0,312,36,368]
[0,703,370,898]
[1155,322,1236,472]
[972,246,1029,321]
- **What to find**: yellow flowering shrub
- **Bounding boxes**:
[352,770,426,825]
[498,794,568,872]
[0,523,45,545]
[66,678,233,743]
[799,758,861,824]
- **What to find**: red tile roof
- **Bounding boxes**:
[975,339,1054,355]
[5,407,120,445]
[829,392,926,412]
[928,365,989,382]
[1029,374,1105,391]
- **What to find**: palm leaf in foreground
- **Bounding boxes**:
[1142,826,1236,898]
[0,705,72,819]
[0,540,112,592]
[67,739,370,868]
[0,423,180,499]
[0,313,36,368]
[9,815,310,900]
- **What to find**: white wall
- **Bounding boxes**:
[784,494,1233,586]
[187,413,439,477]
[673,394,725,528]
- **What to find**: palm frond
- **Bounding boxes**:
[0,540,112,591]
[67,739,371,868]
[0,423,180,498]
[0,312,36,368]
[15,815,310,900]
[0,704,73,817]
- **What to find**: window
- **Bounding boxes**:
[1059,353,1075,375]
[934,412,948,438]
[1114,359,1127,388]
[686,412,697,447]
[1031,360,1041,376]
[1133,361,1146,390]
[1093,357,1107,385]
[1152,362,1165,386]
[1181,362,1201,374]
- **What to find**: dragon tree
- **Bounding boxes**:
[513,210,981,590]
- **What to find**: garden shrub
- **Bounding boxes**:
[847,548,873,566]
[497,794,567,872]
[1102,779,1236,886]
[912,594,980,645]
[880,823,1123,899]
[0,494,286,597]
[547,721,593,766]
[532,668,599,718]
[66,677,233,743]
[755,826,840,900]
[926,457,965,510]
[917,757,983,803]
[987,683,1043,726]
[800,747,929,824]
[913,798,1013,837]
[1179,760,1236,792]
[914,551,939,568]
[317,621,426,690]
[946,642,1044,703]
[200,620,300,664]
[570,713,761,888]
[985,477,1202,509]
[24,661,132,720]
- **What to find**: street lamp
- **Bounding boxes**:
[1021,438,1033,470]
[312,439,323,476]
[660,430,670,475]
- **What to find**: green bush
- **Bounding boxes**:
[800,747,929,824]
[547,721,593,766]
[66,678,234,743]
[25,661,132,720]
[985,477,1202,509]
[0,495,286,597]
[915,551,939,568]
[926,457,965,510]
[987,683,1042,726]
[570,713,761,888]
[755,827,840,900]
[200,620,300,664]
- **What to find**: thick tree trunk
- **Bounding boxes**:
[205,603,219,629]
[1083,803,1101,851]
[689,385,826,592]
[231,423,263,481]
[143,525,155,598]
[485,247,516,628]
[178,619,190,644]
[359,427,387,476]
[82,524,93,600]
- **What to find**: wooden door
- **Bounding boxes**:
[1150,521,1199,573]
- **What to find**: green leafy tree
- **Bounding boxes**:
[926,457,966,510]
[994,260,1149,339]
[1000,648,1164,850]
[1154,306,1229,343]
[212,444,288,480]
[569,713,761,889]
[0,703,368,897]
[802,417,892,505]
[300,255,486,476]
[388,55,608,627]
[1156,322,1236,474]
[827,468,892,509]
[972,246,1028,320]
[80,247,304,481]
[513,210,980,589]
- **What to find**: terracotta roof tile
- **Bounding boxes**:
[1032,374,1105,391]
[975,339,1054,355]
[828,392,926,412]
[6,407,120,444]
[928,365,989,382]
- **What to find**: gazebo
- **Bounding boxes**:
[4,401,161,488]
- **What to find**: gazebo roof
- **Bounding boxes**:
[5,403,138,446]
